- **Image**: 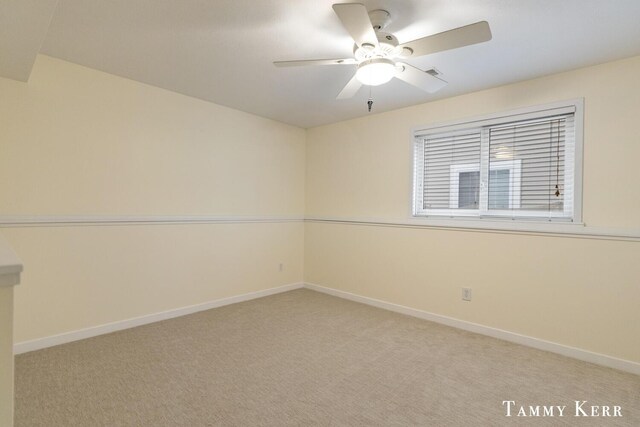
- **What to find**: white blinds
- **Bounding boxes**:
[415,109,576,220]
[422,131,482,211]
[488,115,574,218]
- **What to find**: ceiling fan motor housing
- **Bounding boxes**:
[354,32,400,60]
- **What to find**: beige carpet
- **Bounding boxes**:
[15,289,640,426]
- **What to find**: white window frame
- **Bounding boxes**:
[412,99,584,225]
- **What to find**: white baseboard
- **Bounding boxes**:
[14,281,640,376]
[304,282,640,376]
[14,282,304,354]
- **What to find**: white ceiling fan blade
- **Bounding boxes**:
[332,3,379,49]
[336,73,362,99]
[395,63,448,93]
[273,58,357,67]
[399,21,492,57]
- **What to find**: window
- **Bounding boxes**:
[413,101,582,222]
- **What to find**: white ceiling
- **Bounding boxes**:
[0,0,58,81]
[4,0,640,128]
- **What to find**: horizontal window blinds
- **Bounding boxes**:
[415,108,576,221]
[422,131,481,211]
[488,115,574,218]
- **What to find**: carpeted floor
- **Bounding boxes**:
[15,289,640,426]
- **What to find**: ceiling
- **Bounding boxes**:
[3,0,640,128]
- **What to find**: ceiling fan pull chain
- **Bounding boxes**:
[367,87,373,112]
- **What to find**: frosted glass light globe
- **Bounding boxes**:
[356,58,396,86]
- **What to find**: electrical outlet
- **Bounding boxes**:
[462,287,472,301]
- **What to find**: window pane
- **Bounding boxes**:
[422,132,481,210]
[488,118,567,213]
[458,171,480,209]
[488,169,510,209]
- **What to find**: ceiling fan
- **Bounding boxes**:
[274,3,492,99]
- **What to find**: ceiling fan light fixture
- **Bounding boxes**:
[355,58,396,86]
[274,5,492,99]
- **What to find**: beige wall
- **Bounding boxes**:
[4,223,303,343]
[0,55,305,216]
[0,287,13,426]
[0,55,306,343]
[305,56,640,363]
[1,52,639,369]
